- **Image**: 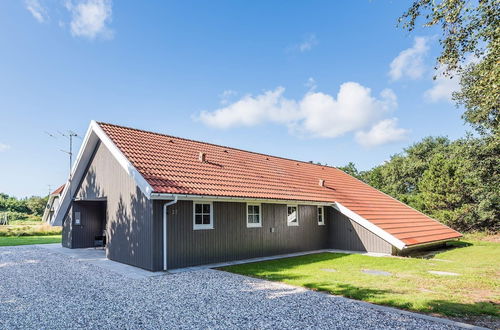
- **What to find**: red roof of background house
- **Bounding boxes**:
[52,184,65,195]
[98,122,462,247]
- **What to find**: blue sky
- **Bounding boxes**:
[0,1,469,198]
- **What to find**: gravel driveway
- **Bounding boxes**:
[0,246,467,329]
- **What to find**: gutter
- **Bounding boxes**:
[399,237,462,251]
[163,197,178,271]
[151,193,330,206]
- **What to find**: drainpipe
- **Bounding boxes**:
[163,197,178,271]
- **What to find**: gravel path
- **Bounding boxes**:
[0,246,466,329]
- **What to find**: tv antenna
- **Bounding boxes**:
[45,130,81,200]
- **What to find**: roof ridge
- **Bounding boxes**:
[96,121,342,172]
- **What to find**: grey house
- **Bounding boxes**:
[50,121,462,271]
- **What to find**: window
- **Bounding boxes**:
[247,204,262,228]
[318,206,325,225]
[287,205,298,226]
[193,202,213,230]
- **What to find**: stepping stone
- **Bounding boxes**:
[362,269,391,276]
[320,268,336,273]
[428,270,460,276]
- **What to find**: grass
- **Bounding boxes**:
[0,235,61,246]
[222,237,500,320]
[0,223,62,236]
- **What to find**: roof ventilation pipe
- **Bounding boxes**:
[319,179,325,187]
[199,152,206,162]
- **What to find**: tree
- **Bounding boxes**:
[399,0,499,135]
[337,162,361,179]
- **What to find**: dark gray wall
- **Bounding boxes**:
[327,207,393,254]
[153,201,329,269]
[67,141,155,270]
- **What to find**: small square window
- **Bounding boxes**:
[193,202,213,230]
[318,206,325,225]
[74,211,81,225]
[287,205,298,226]
[247,204,262,227]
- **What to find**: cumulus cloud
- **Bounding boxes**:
[66,0,113,39]
[25,0,48,23]
[389,37,429,81]
[199,87,300,129]
[355,118,409,148]
[424,68,460,103]
[299,84,397,138]
[197,82,405,146]
[0,143,11,152]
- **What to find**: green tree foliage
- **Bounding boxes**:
[338,136,499,232]
[0,194,48,217]
[399,0,499,135]
[337,162,361,179]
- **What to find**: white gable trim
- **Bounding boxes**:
[332,202,406,250]
[91,121,153,197]
[50,121,153,226]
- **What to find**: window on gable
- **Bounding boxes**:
[287,205,298,226]
[247,203,262,228]
[193,202,213,230]
[318,206,325,225]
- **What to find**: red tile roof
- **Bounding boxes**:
[98,122,462,247]
[52,184,65,195]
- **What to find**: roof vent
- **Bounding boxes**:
[199,152,206,162]
[319,179,325,187]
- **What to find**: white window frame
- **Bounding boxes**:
[246,203,262,228]
[287,205,299,226]
[193,202,214,230]
[317,206,325,226]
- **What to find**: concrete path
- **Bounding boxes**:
[39,243,163,279]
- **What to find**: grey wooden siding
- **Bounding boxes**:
[327,207,393,254]
[69,141,155,270]
[153,201,329,269]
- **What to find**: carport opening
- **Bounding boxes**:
[73,200,107,248]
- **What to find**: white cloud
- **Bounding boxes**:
[389,37,429,81]
[197,82,404,146]
[66,0,113,39]
[299,84,397,138]
[0,143,11,152]
[219,90,238,105]
[424,67,460,103]
[355,118,409,148]
[287,34,318,53]
[25,0,48,23]
[198,87,300,129]
[305,77,317,92]
[298,34,318,52]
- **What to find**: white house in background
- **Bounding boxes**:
[42,184,65,224]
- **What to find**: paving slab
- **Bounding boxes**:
[428,270,461,276]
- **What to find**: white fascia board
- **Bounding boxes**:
[332,202,406,250]
[50,121,153,226]
[150,193,332,206]
[50,123,96,226]
[91,121,153,197]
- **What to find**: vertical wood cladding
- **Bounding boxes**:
[327,207,393,254]
[154,201,329,269]
[72,141,155,270]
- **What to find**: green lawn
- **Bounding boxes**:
[222,239,500,319]
[0,235,61,246]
